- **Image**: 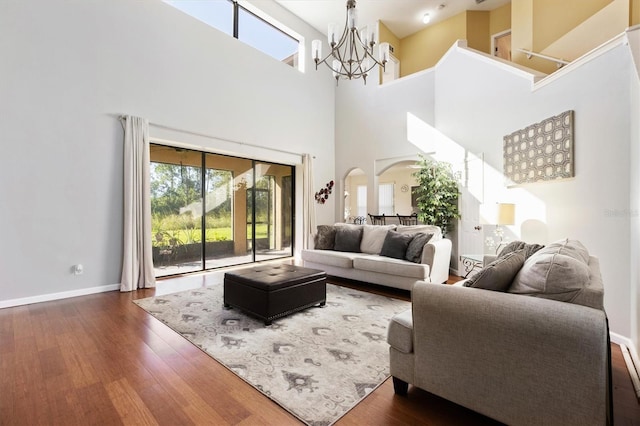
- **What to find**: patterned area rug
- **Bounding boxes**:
[134,283,410,425]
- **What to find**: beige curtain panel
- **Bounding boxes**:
[303,153,316,249]
[120,115,155,291]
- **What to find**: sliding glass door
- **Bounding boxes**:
[254,162,293,262]
[150,145,294,277]
[149,146,203,275]
[204,154,253,269]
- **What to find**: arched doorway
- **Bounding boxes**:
[343,167,366,223]
[377,160,420,217]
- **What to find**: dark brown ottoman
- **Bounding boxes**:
[223,264,326,325]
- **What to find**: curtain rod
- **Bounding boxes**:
[118,115,307,159]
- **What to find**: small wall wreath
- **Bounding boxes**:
[315,180,334,204]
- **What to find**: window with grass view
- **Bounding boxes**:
[150,144,294,277]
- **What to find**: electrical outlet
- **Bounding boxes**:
[73,264,83,275]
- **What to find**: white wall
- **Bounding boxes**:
[629,30,640,347]
[334,39,639,342]
[0,0,335,303]
[335,71,436,223]
[437,43,633,337]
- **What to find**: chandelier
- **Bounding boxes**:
[311,0,389,84]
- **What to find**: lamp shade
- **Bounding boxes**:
[360,28,369,45]
[379,42,390,63]
[312,39,322,61]
[328,23,337,45]
[332,59,342,77]
[496,203,515,225]
[347,7,358,29]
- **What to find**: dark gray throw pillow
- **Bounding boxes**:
[380,231,414,260]
[314,225,336,250]
[464,250,526,292]
[334,227,363,252]
[404,232,434,263]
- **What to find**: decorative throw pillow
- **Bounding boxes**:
[333,227,363,252]
[509,252,590,303]
[498,240,544,259]
[542,238,590,263]
[360,225,395,254]
[396,225,442,241]
[464,250,526,292]
[508,239,598,308]
[314,225,336,250]
[379,231,414,260]
[404,233,434,263]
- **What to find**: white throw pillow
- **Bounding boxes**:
[360,225,396,254]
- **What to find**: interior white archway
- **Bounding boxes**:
[376,159,420,218]
[341,167,366,223]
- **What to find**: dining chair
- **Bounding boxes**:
[397,213,418,225]
[368,214,386,225]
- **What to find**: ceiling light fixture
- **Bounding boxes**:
[422,13,430,24]
[311,0,388,85]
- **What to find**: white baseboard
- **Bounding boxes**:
[620,344,640,399]
[610,332,640,397]
[610,332,639,364]
[0,284,121,309]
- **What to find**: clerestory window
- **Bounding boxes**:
[165,0,300,69]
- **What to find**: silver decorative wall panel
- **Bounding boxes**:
[503,110,574,185]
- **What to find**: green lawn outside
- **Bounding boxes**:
[152,225,269,247]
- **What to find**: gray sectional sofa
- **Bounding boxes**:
[387,239,611,425]
[301,223,452,290]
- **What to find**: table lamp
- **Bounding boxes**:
[486,203,515,253]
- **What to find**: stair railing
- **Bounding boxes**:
[516,48,570,68]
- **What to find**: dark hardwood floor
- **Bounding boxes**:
[1,273,639,425]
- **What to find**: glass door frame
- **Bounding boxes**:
[149,143,295,278]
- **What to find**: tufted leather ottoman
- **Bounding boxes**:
[223,264,326,325]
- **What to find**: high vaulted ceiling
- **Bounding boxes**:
[275,0,511,39]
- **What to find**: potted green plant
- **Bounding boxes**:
[412,155,461,236]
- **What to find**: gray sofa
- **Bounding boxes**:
[387,239,611,425]
[301,224,452,290]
